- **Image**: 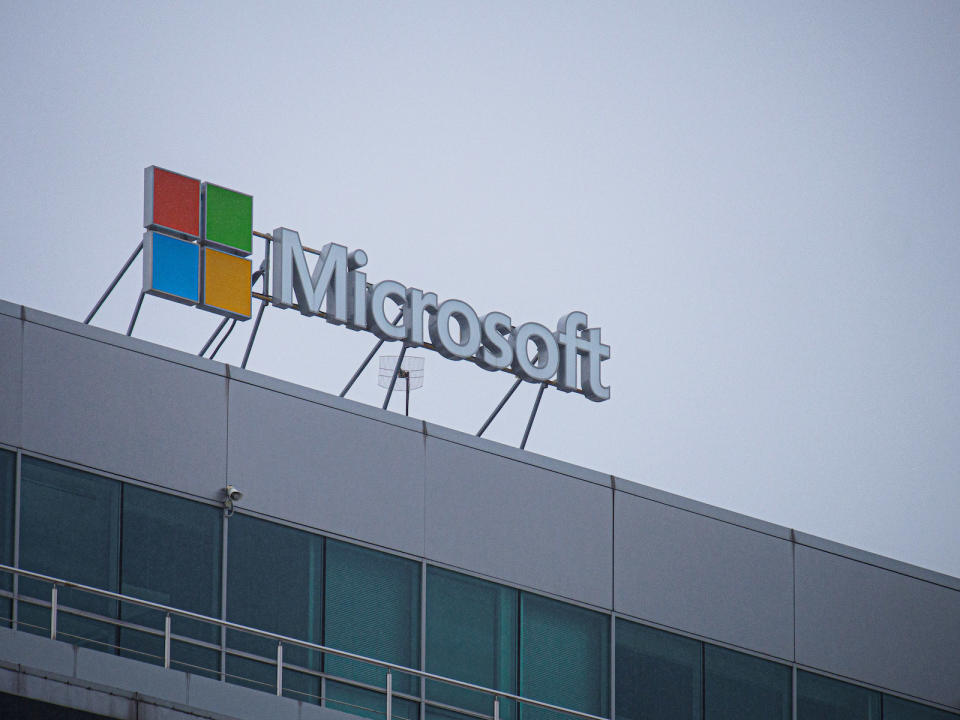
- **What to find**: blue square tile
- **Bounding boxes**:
[143,231,200,304]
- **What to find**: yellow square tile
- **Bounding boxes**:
[201,248,251,319]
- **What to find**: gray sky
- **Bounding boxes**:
[2,1,958,577]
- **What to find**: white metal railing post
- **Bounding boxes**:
[49,584,58,640]
[386,669,393,720]
[276,641,283,696]
[163,613,172,669]
[494,696,501,720]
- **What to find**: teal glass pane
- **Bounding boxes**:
[18,458,120,650]
[616,619,702,720]
[327,680,420,720]
[0,450,13,627]
[704,645,790,720]
[798,671,880,720]
[226,514,323,697]
[324,540,421,696]
[118,484,221,677]
[426,567,518,719]
[884,695,959,720]
[519,593,610,720]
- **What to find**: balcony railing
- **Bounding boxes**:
[0,563,607,720]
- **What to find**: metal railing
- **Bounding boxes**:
[0,564,607,720]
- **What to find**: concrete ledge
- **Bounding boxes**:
[76,646,189,704]
[0,626,76,677]
[187,674,299,720]
[0,300,20,319]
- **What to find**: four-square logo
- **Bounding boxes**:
[142,166,253,320]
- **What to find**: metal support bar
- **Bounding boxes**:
[241,299,267,369]
[210,319,237,360]
[84,241,143,324]
[50,585,58,640]
[276,642,284,696]
[199,318,230,356]
[125,292,145,337]
[382,344,408,410]
[520,383,547,449]
[494,697,500,720]
[340,310,404,397]
[386,669,393,720]
[476,378,522,437]
[164,613,172,669]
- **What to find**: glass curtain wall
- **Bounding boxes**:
[519,593,609,720]
[798,671,881,720]
[703,645,791,720]
[616,619,702,720]
[884,696,959,720]
[0,450,13,627]
[120,484,221,677]
[226,513,324,701]
[425,566,518,720]
[324,539,421,720]
[18,457,121,648]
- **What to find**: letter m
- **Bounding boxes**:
[270,227,348,323]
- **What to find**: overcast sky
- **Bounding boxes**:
[1,1,958,577]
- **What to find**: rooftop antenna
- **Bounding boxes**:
[378,354,424,416]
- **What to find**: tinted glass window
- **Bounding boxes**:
[519,593,609,720]
[884,695,959,720]
[798,671,880,720]
[704,645,790,720]
[226,514,323,701]
[0,450,13,626]
[119,484,222,677]
[324,539,421,701]
[426,566,518,718]
[19,457,120,648]
[616,618,702,720]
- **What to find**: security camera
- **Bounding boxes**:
[222,485,243,517]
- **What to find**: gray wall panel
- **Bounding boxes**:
[425,436,612,608]
[796,545,960,710]
[227,379,425,556]
[614,491,794,660]
[21,322,228,494]
[0,314,22,447]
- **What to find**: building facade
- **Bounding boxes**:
[0,299,957,720]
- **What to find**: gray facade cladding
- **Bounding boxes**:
[0,297,958,717]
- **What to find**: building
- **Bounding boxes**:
[0,298,957,720]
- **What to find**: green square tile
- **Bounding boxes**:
[203,183,253,255]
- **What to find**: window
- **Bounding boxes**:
[18,457,120,648]
[0,450,13,627]
[616,619,702,720]
[704,645,790,720]
[426,567,518,718]
[226,513,323,701]
[119,484,221,677]
[519,593,609,720]
[324,539,421,717]
[798,671,880,720]
[884,695,959,720]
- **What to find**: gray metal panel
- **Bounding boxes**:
[424,435,612,608]
[0,313,22,447]
[227,378,426,555]
[18,671,136,719]
[186,672,300,720]
[75,646,189,704]
[0,625,75,677]
[21,321,228,496]
[614,490,794,660]
[795,545,960,710]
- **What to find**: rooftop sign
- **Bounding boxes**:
[140,166,611,402]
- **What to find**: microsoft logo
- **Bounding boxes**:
[142,166,253,320]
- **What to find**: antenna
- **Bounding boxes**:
[378,354,424,416]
